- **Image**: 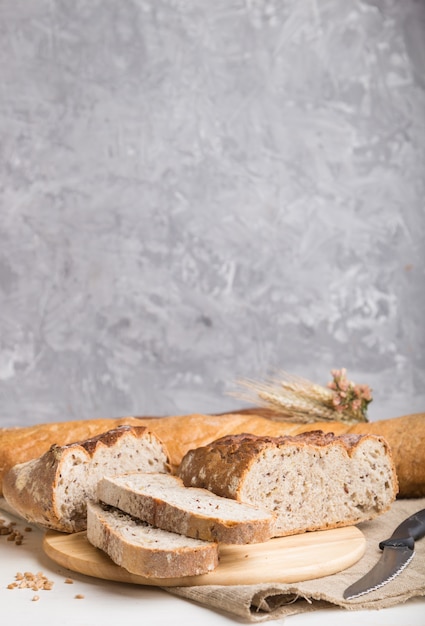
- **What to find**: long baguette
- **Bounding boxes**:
[0,411,424,498]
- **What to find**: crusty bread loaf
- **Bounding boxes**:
[0,411,424,498]
[2,425,169,532]
[0,416,142,497]
[136,411,424,498]
[97,472,276,544]
[86,501,219,578]
[178,431,398,536]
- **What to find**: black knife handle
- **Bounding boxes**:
[379,507,425,550]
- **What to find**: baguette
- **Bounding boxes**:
[86,501,219,578]
[2,425,169,532]
[97,472,276,544]
[0,411,424,498]
[178,431,398,536]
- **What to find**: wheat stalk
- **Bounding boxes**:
[232,369,371,424]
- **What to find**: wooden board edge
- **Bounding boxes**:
[43,525,366,588]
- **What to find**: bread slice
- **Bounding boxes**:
[97,472,276,544]
[3,425,170,532]
[86,500,219,578]
[178,431,399,536]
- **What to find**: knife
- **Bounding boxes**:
[343,507,425,600]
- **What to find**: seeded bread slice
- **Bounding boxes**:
[97,472,275,544]
[178,431,398,537]
[86,500,219,578]
[3,425,170,532]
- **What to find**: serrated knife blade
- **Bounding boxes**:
[343,507,425,600]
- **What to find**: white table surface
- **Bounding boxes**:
[1,506,424,626]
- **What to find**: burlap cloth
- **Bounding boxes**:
[165,498,425,622]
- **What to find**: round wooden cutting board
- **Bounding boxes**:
[43,525,365,587]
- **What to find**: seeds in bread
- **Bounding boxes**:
[178,431,398,536]
[3,426,169,533]
[97,472,276,544]
[86,501,219,578]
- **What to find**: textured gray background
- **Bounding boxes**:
[0,0,424,427]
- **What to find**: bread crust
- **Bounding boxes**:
[2,425,169,531]
[0,411,424,498]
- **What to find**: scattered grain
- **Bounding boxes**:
[7,571,54,591]
[0,517,25,544]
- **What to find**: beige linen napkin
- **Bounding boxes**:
[165,498,425,622]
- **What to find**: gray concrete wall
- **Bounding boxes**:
[0,0,424,426]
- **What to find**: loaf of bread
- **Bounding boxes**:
[137,411,425,498]
[86,501,219,578]
[0,411,424,498]
[2,425,169,532]
[97,472,276,544]
[0,415,142,497]
[178,431,398,536]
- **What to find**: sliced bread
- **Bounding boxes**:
[178,431,399,536]
[3,425,170,532]
[86,500,219,578]
[97,472,276,544]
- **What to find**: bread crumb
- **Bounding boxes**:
[64,578,74,584]
[32,595,39,602]
[75,594,85,599]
